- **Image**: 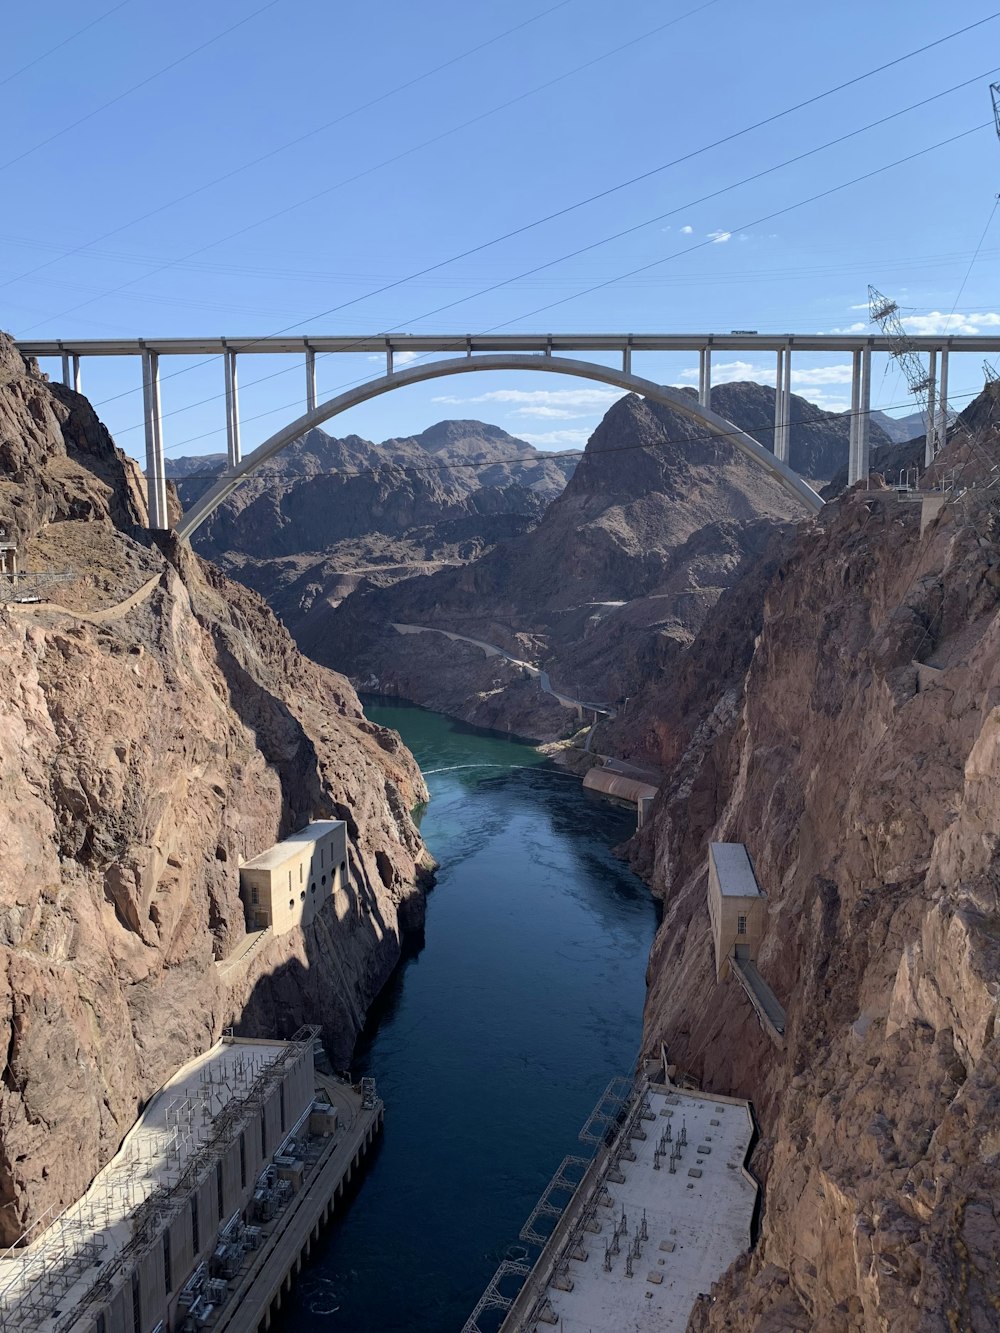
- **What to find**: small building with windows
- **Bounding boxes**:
[707,842,766,980]
[239,820,348,936]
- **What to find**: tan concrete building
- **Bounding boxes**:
[707,842,766,980]
[239,820,348,936]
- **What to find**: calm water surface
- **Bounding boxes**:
[281,700,657,1332]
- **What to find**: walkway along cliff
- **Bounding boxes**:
[628,386,1000,1331]
[0,333,430,1246]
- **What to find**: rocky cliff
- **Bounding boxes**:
[319,393,808,742]
[688,380,891,483]
[0,334,428,1245]
[627,393,1000,1330]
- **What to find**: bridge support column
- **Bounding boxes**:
[622,345,631,376]
[142,350,168,531]
[848,349,862,485]
[305,346,317,413]
[858,345,871,482]
[698,348,712,410]
[224,348,242,468]
[774,348,792,464]
[61,352,71,387]
[386,347,393,375]
[925,348,938,468]
[773,349,783,457]
[937,345,949,456]
[72,355,81,393]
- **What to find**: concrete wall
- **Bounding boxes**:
[240,824,348,937]
[82,1044,316,1333]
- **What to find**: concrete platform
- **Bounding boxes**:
[496,1081,757,1333]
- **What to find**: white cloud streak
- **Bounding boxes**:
[517,428,591,447]
[900,310,1000,336]
[432,387,623,415]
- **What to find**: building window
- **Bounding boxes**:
[240,1131,247,1188]
[321,874,326,887]
[216,1160,225,1220]
[163,1229,172,1295]
[131,1272,142,1333]
[321,847,325,867]
[300,891,305,902]
[191,1195,200,1253]
[288,898,294,910]
[299,862,303,883]
[97,1314,107,1333]
[288,870,292,892]
[280,1083,286,1132]
[250,884,259,907]
[261,1110,267,1159]
[737,914,748,935]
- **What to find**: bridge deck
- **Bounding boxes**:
[17,332,1000,358]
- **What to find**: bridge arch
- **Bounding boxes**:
[175,353,823,539]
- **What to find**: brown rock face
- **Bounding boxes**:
[320,394,808,741]
[630,413,1000,1331]
[0,335,428,1245]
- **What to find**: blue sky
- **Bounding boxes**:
[3,0,999,461]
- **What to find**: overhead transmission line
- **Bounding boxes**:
[15,0,722,333]
[0,1,132,89]
[19,10,999,345]
[88,59,1000,434]
[114,108,994,450]
[0,0,577,294]
[153,384,987,491]
[0,0,283,174]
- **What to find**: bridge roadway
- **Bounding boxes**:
[20,330,996,532]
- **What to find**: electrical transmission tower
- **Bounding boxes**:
[868,284,940,461]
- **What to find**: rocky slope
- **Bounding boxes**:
[317,393,809,742]
[0,333,428,1244]
[624,390,1000,1330]
[690,381,892,483]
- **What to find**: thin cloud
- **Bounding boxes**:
[518,428,591,447]
[900,310,1000,336]
[680,224,693,234]
[432,387,623,412]
[708,229,732,244]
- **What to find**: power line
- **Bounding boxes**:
[0,0,282,174]
[149,384,986,490]
[17,10,997,345]
[0,1,132,89]
[96,87,998,438]
[14,0,720,332]
[0,0,575,293]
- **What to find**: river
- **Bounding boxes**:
[279,700,658,1332]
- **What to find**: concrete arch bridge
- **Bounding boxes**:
[18,331,997,535]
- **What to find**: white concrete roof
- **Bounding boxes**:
[709,842,763,898]
[543,1086,757,1332]
[242,820,344,871]
[0,1038,296,1333]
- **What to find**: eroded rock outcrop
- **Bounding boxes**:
[0,334,428,1245]
[629,408,1000,1330]
[322,394,808,741]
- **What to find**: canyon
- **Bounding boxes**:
[0,334,429,1245]
[4,321,1000,1331]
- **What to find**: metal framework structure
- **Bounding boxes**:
[460,1261,531,1333]
[577,1075,634,1146]
[518,1158,591,1248]
[0,1028,318,1333]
